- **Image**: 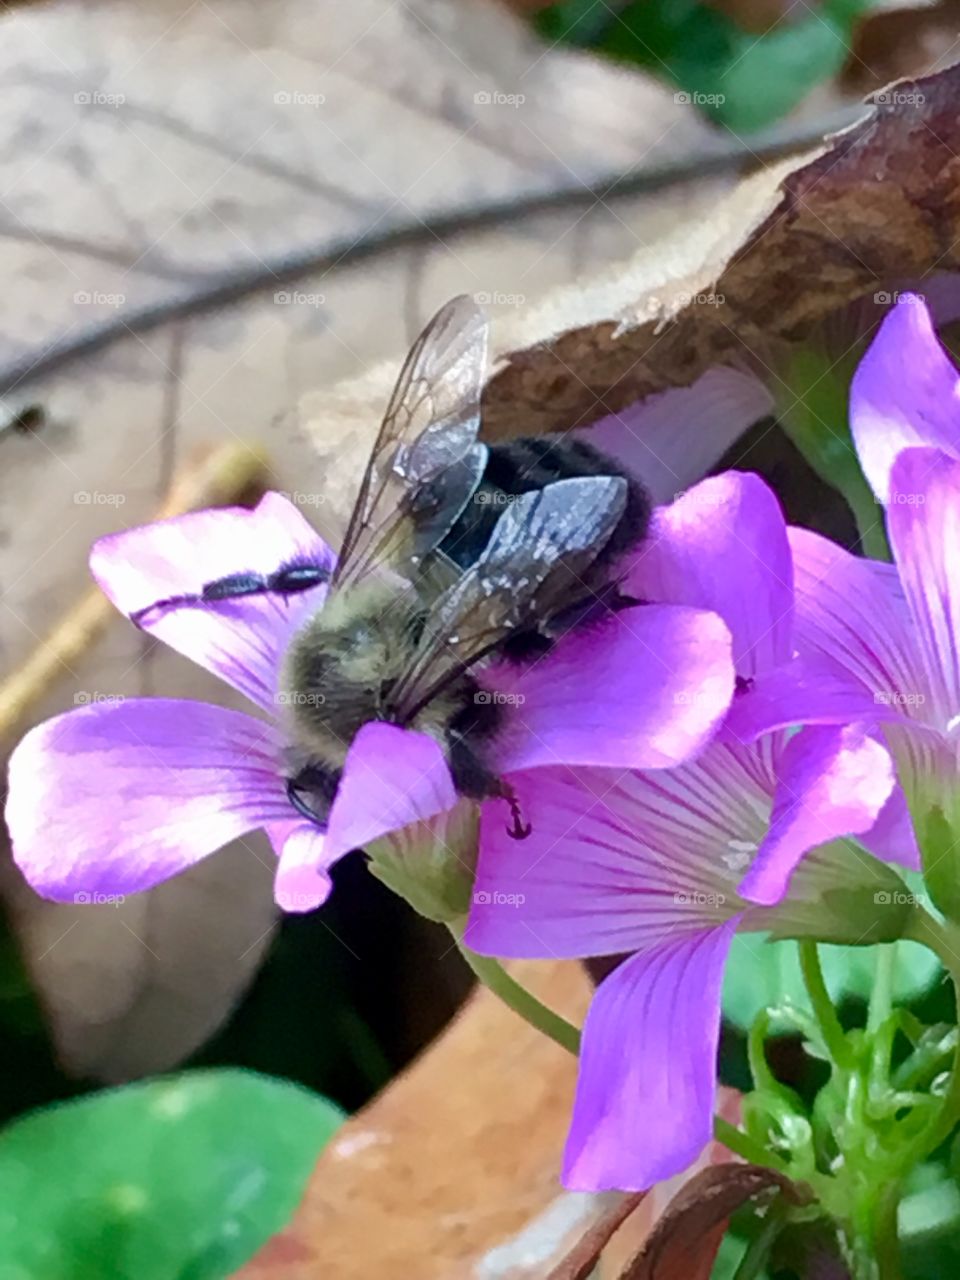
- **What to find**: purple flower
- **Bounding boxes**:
[5,492,736,914]
[465,472,916,1191]
[775,294,960,909]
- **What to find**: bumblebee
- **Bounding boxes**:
[135,298,650,837]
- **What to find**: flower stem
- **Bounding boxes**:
[900,909,960,1156]
[867,944,896,1036]
[449,923,581,1055]
[874,1179,904,1280]
[798,941,855,1071]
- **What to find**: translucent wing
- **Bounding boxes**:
[388,475,628,721]
[333,295,489,590]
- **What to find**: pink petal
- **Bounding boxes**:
[563,922,740,1192]
[268,822,334,913]
[6,700,287,901]
[628,472,793,677]
[737,725,897,906]
[887,447,960,728]
[860,782,920,871]
[850,295,960,503]
[484,605,734,773]
[580,367,773,505]
[467,762,746,959]
[788,526,926,712]
[721,654,912,745]
[323,723,458,862]
[90,491,334,711]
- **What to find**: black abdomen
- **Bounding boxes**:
[438,435,650,571]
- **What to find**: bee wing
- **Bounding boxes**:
[333,295,489,589]
[388,475,628,721]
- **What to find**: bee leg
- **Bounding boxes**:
[503,787,532,841]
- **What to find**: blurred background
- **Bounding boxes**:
[0,0,958,1274]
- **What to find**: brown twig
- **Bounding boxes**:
[0,440,269,743]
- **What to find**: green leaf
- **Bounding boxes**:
[536,0,878,131]
[0,1068,344,1279]
[723,935,943,1031]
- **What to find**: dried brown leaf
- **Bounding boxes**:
[477,61,960,435]
[618,1164,809,1280]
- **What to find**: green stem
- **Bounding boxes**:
[449,922,581,1055]
[867,944,896,1035]
[900,910,960,1156]
[874,1179,904,1280]
[798,941,856,1071]
[713,1116,789,1171]
[731,1195,790,1280]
